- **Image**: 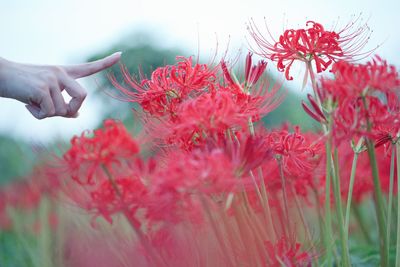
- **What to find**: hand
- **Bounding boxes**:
[0,52,121,119]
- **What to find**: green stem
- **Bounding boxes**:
[258,168,278,242]
[366,139,389,267]
[345,150,359,238]
[291,187,319,267]
[332,148,351,267]
[395,142,400,267]
[306,61,334,265]
[307,62,322,108]
[361,95,389,267]
[248,117,277,241]
[323,118,333,266]
[387,145,396,248]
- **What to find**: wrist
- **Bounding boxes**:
[0,57,11,98]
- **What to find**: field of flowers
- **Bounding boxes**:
[1,17,400,266]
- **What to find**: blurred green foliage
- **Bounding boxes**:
[0,230,36,267]
[0,135,35,185]
[264,89,317,131]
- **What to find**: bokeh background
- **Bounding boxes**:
[0,0,399,181]
[0,0,399,265]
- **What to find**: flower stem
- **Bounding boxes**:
[387,145,396,250]
[361,95,389,267]
[200,196,236,267]
[258,168,278,242]
[332,148,351,267]
[395,142,400,267]
[323,117,333,266]
[344,140,361,238]
[366,139,389,267]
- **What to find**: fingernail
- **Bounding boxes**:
[113,51,122,57]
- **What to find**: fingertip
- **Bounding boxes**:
[112,51,122,58]
[107,51,122,64]
[65,107,79,118]
[66,101,81,118]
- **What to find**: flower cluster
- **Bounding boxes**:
[320,57,400,144]
[110,54,283,150]
[63,119,139,184]
[248,18,371,80]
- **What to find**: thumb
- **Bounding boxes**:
[63,52,122,79]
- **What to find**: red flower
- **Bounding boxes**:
[318,57,400,144]
[109,56,216,118]
[260,127,324,197]
[141,80,282,150]
[320,56,400,103]
[248,19,371,80]
[63,119,139,185]
[89,177,148,226]
[221,52,267,89]
[142,134,272,223]
[267,126,322,178]
[264,236,312,266]
[332,96,398,144]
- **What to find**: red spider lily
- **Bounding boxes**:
[332,96,398,144]
[264,236,312,266]
[63,119,139,185]
[318,58,400,144]
[267,126,322,178]
[89,177,148,226]
[108,56,216,118]
[147,147,246,223]
[213,133,272,175]
[259,127,324,198]
[139,134,273,223]
[221,52,267,89]
[170,56,216,91]
[245,52,268,87]
[248,19,371,80]
[320,56,400,102]
[373,124,400,148]
[143,82,283,150]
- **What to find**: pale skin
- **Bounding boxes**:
[0,52,121,119]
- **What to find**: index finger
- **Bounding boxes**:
[62,51,121,79]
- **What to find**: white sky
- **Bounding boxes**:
[0,0,399,143]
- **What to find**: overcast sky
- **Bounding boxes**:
[0,0,399,143]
